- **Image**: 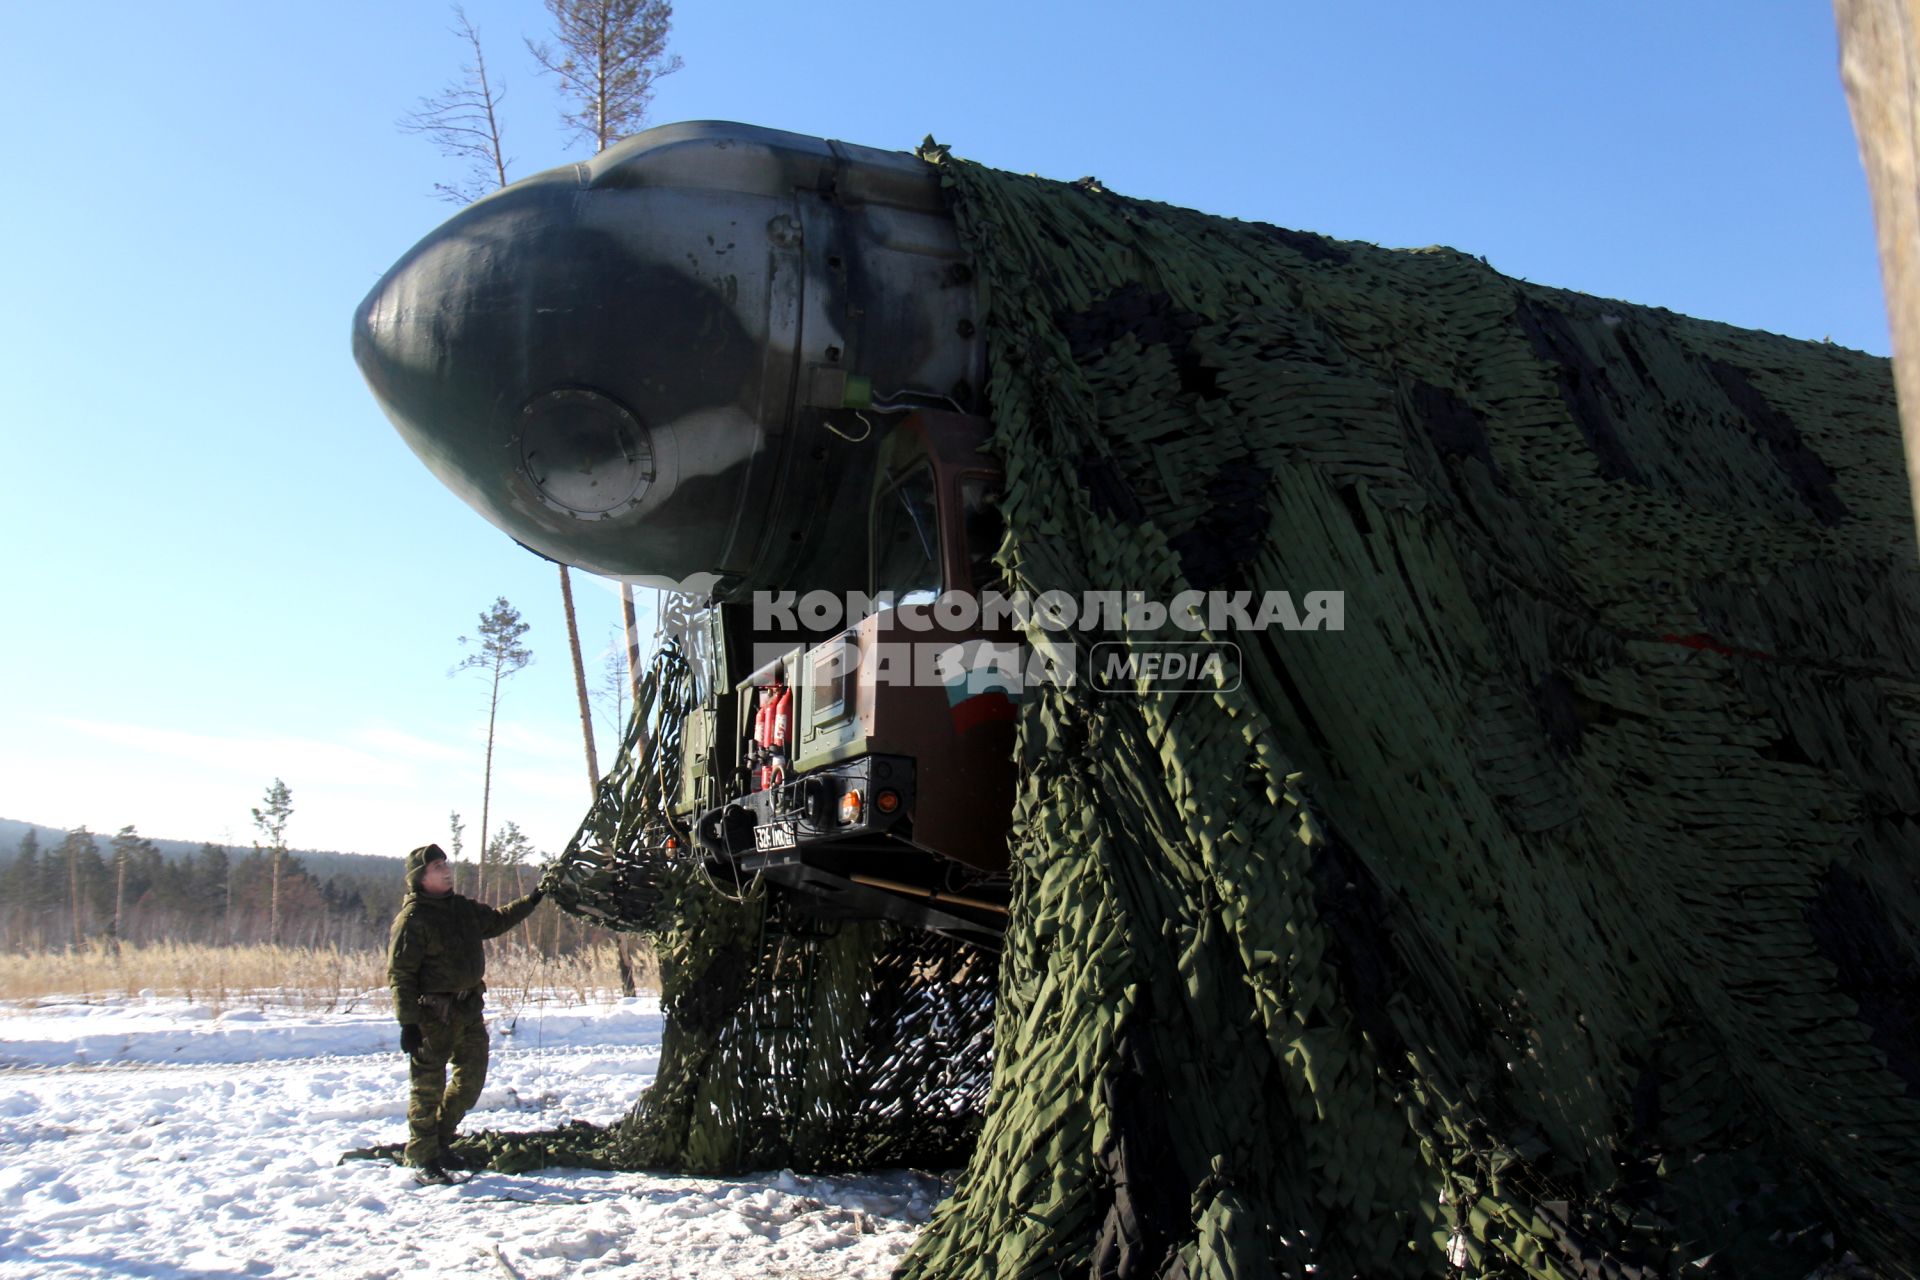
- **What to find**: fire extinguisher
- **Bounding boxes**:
[768,686,792,790]
[771,687,791,749]
[752,686,775,790]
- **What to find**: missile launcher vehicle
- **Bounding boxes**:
[355,117,1920,1275]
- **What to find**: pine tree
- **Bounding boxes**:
[192,843,230,943]
[3,832,43,948]
[527,0,682,155]
[483,820,536,895]
[453,598,532,900]
[251,780,294,946]
[36,833,65,943]
[108,825,159,949]
[593,626,631,760]
[57,827,106,950]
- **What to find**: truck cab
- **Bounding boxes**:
[684,411,1016,950]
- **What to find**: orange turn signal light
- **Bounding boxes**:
[838,789,864,825]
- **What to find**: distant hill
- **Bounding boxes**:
[0,816,405,881]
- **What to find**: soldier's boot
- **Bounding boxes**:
[437,1129,475,1170]
[412,1161,454,1186]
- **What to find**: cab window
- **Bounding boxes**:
[871,462,941,606]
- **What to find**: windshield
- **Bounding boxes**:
[871,463,941,605]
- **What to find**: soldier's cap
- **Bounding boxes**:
[406,843,449,889]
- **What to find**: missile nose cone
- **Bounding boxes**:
[352,186,535,495]
[349,261,412,436]
[350,255,411,397]
[352,121,985,597]
[350,169,764,586]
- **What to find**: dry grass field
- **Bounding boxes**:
[0,939,657,1013]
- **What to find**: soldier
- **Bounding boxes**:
[388,842,544,1185]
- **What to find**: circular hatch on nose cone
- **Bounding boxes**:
[517,388,655,519]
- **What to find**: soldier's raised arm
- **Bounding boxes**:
[470,885,544,940]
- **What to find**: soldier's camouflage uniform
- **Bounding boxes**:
[387,844,542,1168]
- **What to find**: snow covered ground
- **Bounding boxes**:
[0,993,946,1279]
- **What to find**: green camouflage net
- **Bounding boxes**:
[537,613,700,935]
[454,595,998,1177]
[885,145,1920,1279]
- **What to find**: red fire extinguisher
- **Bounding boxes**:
[771,687,791,749]
[753,686,775,790]
[767,686,792,790]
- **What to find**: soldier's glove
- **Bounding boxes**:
[399,1023,423,1056]
[527,885,545,906]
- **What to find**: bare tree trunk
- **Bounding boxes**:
[480,656,510,905]
[621,583,642,709]
[269,850,281,947]
[561,565,600,789]
[110,850,126,957]
[1836,0,1920,547]
[68,844,82,952]
[614,584,644,997]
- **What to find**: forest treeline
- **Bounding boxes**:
[0,826,597,956]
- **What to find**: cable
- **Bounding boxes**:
[822,412,873,442]
[871,386,963,413]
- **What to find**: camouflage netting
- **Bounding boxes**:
[884,145,1920,1279]
[450,601,998,1177]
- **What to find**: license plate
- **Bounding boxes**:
[754,821,796,851]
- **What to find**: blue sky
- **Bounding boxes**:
[0,1,1888,860]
